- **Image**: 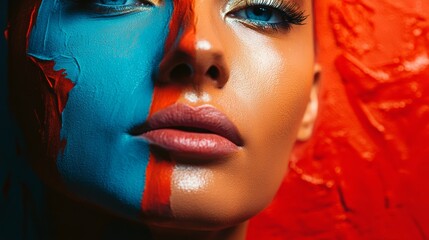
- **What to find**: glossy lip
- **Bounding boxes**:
[130,103,244,157]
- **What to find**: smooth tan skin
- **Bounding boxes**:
[149,0,317,237]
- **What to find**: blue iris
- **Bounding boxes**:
[235,5,284,23]
[245,7,272,21]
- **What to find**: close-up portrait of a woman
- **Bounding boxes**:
[1,0,429,239]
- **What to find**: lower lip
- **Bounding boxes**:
[140,129,239,157]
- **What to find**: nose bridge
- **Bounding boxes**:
[171,0,218,54]
[194,2,220,50]
[165,0,196,55]
[157,0,229,89]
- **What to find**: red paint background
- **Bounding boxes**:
[248,0,429,239]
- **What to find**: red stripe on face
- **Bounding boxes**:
[141,0,196,216]
[164,0,197,54]
[141,86,182,216]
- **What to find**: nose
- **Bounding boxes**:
[156,9,229,90]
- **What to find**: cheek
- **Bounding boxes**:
[27,0,186,218]
[225,22,315,205]
[231,35,314,149]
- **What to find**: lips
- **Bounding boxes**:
[130,103,244,157]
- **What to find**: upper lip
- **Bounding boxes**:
[130,103,244,146]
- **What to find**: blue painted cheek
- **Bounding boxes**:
[28,1,173,218]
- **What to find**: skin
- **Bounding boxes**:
[24,0,316,238]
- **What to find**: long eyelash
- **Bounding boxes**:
[66,0,153,16]
[227,0,308,32]
[91,3,152,16]
[246,0,307,25]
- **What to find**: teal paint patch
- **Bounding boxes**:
[28,0,173,219]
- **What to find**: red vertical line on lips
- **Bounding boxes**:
[141,0,196,216]
[141,86,182,216]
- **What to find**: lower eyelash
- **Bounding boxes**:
[90,3,150,16]
[232,0,307,32]
[247,0,307,24]
[65,0,153,16]
[244,20,291,32]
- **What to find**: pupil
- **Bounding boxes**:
[253,7,268,16]
[246,6,272,21]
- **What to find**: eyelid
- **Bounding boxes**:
[65,0,163,17]
[143,0,162,6]
[223,0,289,13]
[89,0,162,5]
[90,3,152,16]
[90,0,163,16]
[223,0,304,19]
[222,0,307,31]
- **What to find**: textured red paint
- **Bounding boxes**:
[141,86,182,216]
[28,58,75,157]
[164,0,196,54]
[29,59,75,114]
[141,0,196,216]
[248,0,429,239]
[142,154,175,216]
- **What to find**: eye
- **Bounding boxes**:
[74,0,155,16]
[100,0,128,4]
[97,0,151,6]
[226,0,307,32]
[234,6,284,24]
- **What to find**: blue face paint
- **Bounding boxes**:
[28,0,173,218]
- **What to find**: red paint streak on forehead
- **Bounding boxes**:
[141,0,196,216]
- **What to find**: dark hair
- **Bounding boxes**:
[8,0,63,182]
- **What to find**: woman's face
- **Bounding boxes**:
[27,0,314,228]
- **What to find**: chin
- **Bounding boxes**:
[148,180,275,231]
[143,203,258,232]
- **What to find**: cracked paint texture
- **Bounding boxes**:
[247,0,429,239]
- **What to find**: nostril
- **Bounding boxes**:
[207,65,220,79]
[170,63,193,80]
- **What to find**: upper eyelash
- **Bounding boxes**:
[245,0,307,24]
[91,2,153,16]
[226,0,308,31]
[66,0,154,16]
